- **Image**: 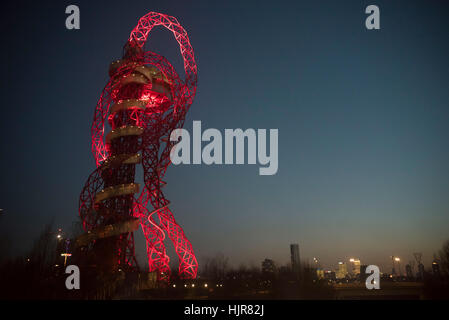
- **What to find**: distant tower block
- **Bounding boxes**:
[290,243,300,275]
[349,258,361,276]
[336,262,348,279]
[432,260,440,277]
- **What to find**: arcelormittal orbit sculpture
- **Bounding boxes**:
[78,12,198,281]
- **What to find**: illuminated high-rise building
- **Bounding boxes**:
[405,264,413,279]
[432,260,440,277]
[316,268,325,280]
[336,262,348,279]
[349,258,361,276]
[324,270,336,281]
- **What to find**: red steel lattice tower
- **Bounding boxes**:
[79,12,198,280]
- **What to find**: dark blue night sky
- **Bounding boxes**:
[2,0,449,272]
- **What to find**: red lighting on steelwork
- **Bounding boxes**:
[79,12,198,281]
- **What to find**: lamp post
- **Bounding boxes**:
[349,258,361,278]
[61,253,72,267]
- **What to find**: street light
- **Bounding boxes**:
[61,253,72,267]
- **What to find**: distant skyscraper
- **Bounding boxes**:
[336,262,348,279]
[349,258,361,276]
[316,268,325,280]
[324,270,336,281]
[417,263,425,280]
[290,244,300,275]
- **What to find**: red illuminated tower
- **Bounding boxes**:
[79,12,198,281]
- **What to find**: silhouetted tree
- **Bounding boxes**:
[201,253,229,280]
[29,222,58,273]
[0,222,64,299]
